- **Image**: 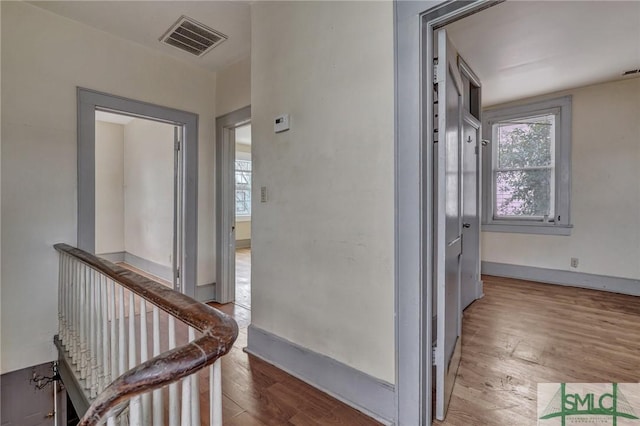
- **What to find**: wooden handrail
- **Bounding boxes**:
[54,243,239,426]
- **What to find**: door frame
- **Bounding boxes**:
[215,106,251,303]
[394,1,501,424]
[77,87,199,298]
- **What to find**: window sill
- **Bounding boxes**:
[236,215,252,222]
[482,222,572,236]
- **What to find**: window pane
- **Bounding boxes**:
[495,169,553,217]
[235,160,251,215]
[496,115,554,169]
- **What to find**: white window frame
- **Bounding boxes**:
[482,95,572,235]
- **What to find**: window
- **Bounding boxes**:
[235,160,251,216]
[482,96,572,235]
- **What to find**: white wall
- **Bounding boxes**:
[216,56,251,116]
[1,1,217,374]
[95,121,125,254]
[124,119,175,268]
[236,220,251,241]
[482,77,640,280]
[251,1,395,383]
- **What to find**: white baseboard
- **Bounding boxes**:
[236,239,251,249]
[196,283,216,303]
[246,325,395,425]
[97,251,125,263]
[482,261,640,297]
[123,252,173,282]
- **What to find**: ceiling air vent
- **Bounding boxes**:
[160,16,227,57]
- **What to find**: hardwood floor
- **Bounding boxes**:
[435,275,640,426]
[235,247,251,310]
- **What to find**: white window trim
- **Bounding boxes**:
[482,95,573,236]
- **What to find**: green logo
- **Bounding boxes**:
[539,383,639,426]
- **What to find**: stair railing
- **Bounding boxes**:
[54,243,238,426]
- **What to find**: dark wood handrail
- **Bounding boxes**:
[54,243,239,426]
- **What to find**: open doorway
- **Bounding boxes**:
[234,123,252,309]
[77,88,198,297]
[396,1,640,424]
[215,106,251,304]
[94,111,178,289]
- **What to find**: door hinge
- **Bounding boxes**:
[176,267,180,279]
[433,59,439,83]
[174,140,181,151]
[475,146,478,155]
[432,346,437,366]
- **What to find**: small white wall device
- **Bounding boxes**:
[274,114,290,133]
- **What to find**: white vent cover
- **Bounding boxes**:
[160,16,227,57]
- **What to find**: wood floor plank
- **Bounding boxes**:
[435,275,640,425]
[224,411,268,426]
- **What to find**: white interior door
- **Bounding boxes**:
[460,113,481,310]
[434,28,464,421]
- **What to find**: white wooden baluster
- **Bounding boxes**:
[69,261,76,361]
[85,266,92,385]
[107,414,117,426]
[181,375,191,426]
[128,291,137,367]
[77,262,83,366]
[107,279,118,426]
[210,359,222,426]
[64,255,70,349]
[152,306,163,426]
[59,255,65,343]
[71,261,77,365]
[80,264,88,381]
[140,298,151,425]
[100,274,109,392]
[94,272,101,394]
[94,272,100,395]
[168,316,179,425]
[109,280,117,381]
[70,261,78,363]
[118,288,127,426]
[189,327,200,425]
[129,291,142,425]
[59,255,66,345]
[118,286,126,376]
[89,271,98,398]
[83,268,89,385]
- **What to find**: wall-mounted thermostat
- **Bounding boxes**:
[274,114,290,133]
